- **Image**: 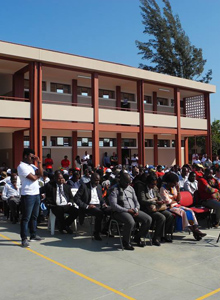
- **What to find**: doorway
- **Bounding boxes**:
[121,148,131,165]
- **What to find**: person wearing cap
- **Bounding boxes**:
[193,164,204,181]
[102,168,113,183]
[5,168,21,187]
[17,148,43,248]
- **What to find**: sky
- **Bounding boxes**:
[0,0,219,121]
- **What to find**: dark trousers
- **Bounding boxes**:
[113,210,152,244]
[20,194,40,240]
[51,205,78,230]
[82,205,104,234]
[8,197,20,222]
[147,210,174,239]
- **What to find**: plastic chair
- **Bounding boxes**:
[106,217,152,250]
[48,209,77,235]
[180,191,211,228]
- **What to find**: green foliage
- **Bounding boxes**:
[211,120,220,156]
[136,0,212,82]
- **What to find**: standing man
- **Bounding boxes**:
[17,148,43,248]
[81,151,90,172]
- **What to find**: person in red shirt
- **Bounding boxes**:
[198,168,220,227]
[61,155,70,170]
[44,154,53,174]
[155,165,165,178]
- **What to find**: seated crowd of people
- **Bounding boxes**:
[1,152,220,250]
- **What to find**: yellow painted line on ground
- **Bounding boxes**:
[0,233,136,300]
[196,288,220,300]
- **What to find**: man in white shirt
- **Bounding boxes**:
[17,148,43,248]
[81,151,90,172]
[2,174,21,223]
[75,172,111,240]
[131,154,139,167]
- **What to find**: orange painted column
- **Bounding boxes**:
[116,86,121,110]
[38,63,42,160]
[29,62,42,160]
[92,73,99,167]
[137,80,145,166]
[154,135,158,166]
[184,137,189,164]
[117,133,122,165]
[72,79,77,104]
[13,130,24,168]
[204,92,212,159]
[153,91,157,114]
[153,91,158,166]
[72,131,77,168]
[174,87,181,166]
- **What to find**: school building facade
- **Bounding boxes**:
[0,41,216,170]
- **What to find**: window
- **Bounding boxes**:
[24,80,46,91]
[99,89,115,99]
[145,139,154,147]
[42,81,47,91]
[24,136,46,147]
[157,97,168,106]
[24,136,29,147]
[99,138,116,147]
[77,138,92,147]
[42,136,47,146]
[50,83,71,94]
[158,140,170,147]
[50,137,72,146]
[171,99,184,108]
[172,140,185,147]
[122,139,136,147]
[77,86,91,96]
[121,92,135,102]
[144,95,152,104]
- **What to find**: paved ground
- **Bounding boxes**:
[1,214,220,300]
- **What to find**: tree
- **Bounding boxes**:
[211,120,220,156]
[136,0,212,82]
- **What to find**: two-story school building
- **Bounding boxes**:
[0,41,216,170]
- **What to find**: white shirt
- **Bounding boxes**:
[89,186,100,205]
[17,162,40,196]
[56,184,68,206]
[131,156,138,167]
[82,154,90,165]
[5,176,21,187]
[1,182,20,201]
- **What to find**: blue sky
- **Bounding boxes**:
[0,0,219,121]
